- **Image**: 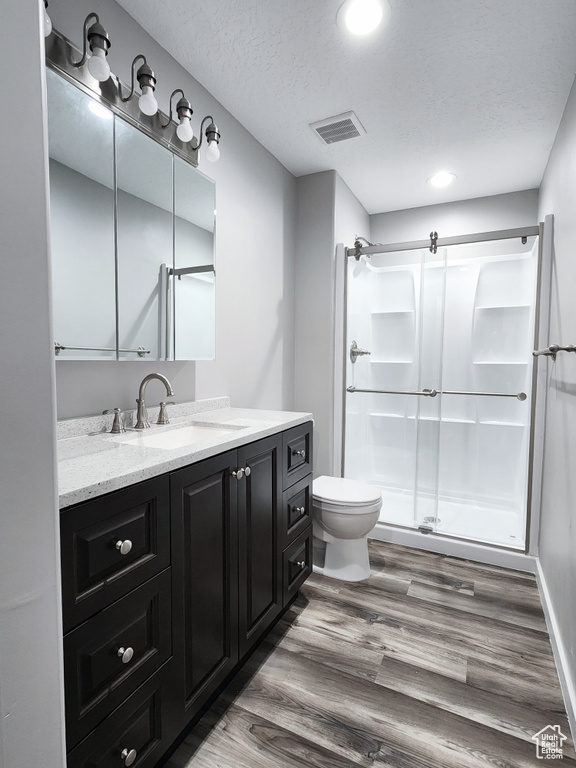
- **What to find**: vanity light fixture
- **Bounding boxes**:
[162,89,194,143]
[427,171,457,188]
[120,55,158,116]
[72,13,111,83]
[43,1,52,37]
[198,116,221,162]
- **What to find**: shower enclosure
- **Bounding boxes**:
[343,228,540,550]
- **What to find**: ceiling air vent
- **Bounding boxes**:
[310,111,366,145]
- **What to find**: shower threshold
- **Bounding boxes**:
[374,486,525,550]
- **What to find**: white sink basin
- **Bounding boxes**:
[118,423,239,450]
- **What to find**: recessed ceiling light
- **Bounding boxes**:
[337,0,390,36]
[427,171,457,188]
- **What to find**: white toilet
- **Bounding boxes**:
[312,476,382,582]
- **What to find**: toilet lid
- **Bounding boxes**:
[313,476,382,507]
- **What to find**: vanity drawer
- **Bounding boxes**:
[282,422,313,488]
[66,666,174,768]
[61,475,170,632]
[282,475,312,546]
[282,528,312,605]
[64,569,172,750]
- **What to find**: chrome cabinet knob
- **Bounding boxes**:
[115,539,132,556]
[295,506,306,514]
[117,646,134,664]
[244,466,251,477]
[121,748,137,766]
[293,449,306,459]
[296,560,307,569]
[232,468,244,480]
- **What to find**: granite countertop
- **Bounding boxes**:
[57,397,313,508]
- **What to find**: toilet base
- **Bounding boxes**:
[312,535,371,582]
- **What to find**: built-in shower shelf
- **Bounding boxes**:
[371,359,414,364]
[473,360,528,365]
[474,304,531,310]
[479,420,525,427]
[370,309,415,315]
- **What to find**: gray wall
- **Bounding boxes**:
[537,76,576,722]
[50,0,297,419]
[370,189,539,243]
[0,4,65,768]
[294,171,369,476]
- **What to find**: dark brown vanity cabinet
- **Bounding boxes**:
[60,421,313,768]
[170,450,240,729]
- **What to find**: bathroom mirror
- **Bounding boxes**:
[46,66,216,361]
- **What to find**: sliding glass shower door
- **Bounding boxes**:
[344,234,539,549]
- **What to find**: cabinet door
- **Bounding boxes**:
[171,451,239,727]
[238,434,283,658]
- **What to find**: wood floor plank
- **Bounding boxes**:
[467,657,568,714]
[369,540,538,590]
[406,579,548,632]
[263,621,385,683]
[168,704,371,768]
[375,655,574,755]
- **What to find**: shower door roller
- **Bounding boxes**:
[350,341,371,364]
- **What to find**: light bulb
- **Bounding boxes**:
[138,85,158,116]
[43,8,52,37]
[87,47,111,82]
[176,117,193,143]
[206,140,220,162]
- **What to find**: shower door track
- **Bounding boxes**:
[345,225,540,259]
[340,223,545,554]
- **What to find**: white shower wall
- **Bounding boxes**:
[345,238,538,549]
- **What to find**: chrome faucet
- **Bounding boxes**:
[135,373,175,429]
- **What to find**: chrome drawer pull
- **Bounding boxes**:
[115,539,133,556]
[117,646,134,664]
[121,748,137,766]
[296,560,306,569]
[293,449,306,459]
[231,468,244,480]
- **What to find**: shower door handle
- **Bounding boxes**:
[440,390,527,400]
[346,387,438,397]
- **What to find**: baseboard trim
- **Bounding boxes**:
[370,522,537,573]
[535,559,576,744]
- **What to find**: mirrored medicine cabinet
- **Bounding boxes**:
[46,33,216,361]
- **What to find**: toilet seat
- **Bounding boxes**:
[313,476,382,513]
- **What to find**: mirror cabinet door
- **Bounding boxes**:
[47,69,216,361]
[115,120,174,361]
[173,157,216,361]
[47,70,116,360]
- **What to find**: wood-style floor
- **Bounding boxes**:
[165,540,575,768]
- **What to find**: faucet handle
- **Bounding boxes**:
[103,408,126,433]
[157,401,175,425]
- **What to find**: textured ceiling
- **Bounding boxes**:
[114,0,576,214]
